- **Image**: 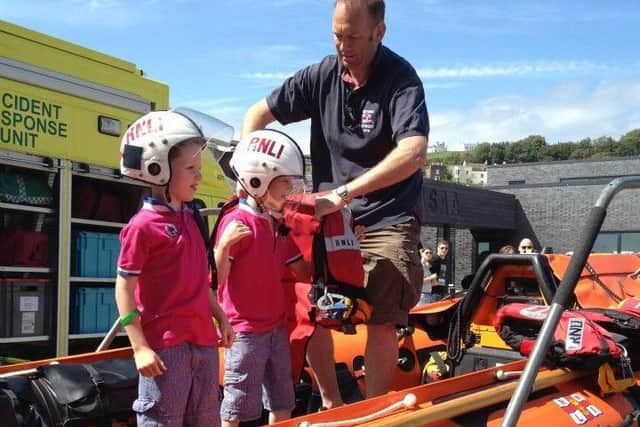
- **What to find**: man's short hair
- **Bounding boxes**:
[335,0,385,23]
[437,240,449,248]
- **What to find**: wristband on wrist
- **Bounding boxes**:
[119,308,140,327]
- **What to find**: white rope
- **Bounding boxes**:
[298,393,417,427]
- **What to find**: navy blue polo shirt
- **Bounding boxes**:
[267,44,429,230]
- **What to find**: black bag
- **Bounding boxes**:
[31,358,138,426]
[0,377,47,427]
[192,196,239,290]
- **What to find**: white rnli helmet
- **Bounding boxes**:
[230,129,305,198]
[120,108,234,186]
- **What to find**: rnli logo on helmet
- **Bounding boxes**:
[248,137,285,159]
[126,118,154,144]
[164,224,178,239]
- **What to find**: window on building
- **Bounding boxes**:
[593,232,640,253]
[621,233,640,252]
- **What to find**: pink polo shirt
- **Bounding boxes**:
[215,199,301,333]
[117,198,217,350]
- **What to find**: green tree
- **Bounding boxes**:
[441,167,453,182]
[489,143,506,164]
[470,142,491,163]
[566,138,592,159]
[616,129,640,156]
[592,136,616,158]
[544,142,575,161]
[522,135,547,162]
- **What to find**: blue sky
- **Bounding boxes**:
[2,0,639,152]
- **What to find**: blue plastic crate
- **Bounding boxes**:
[71,286,118,333]
[72,231,120,278]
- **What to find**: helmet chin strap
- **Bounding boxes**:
[246,194,266,213]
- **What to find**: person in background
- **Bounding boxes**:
[499,245,516,255]
[241,0,428,404]
[115,109,234,426]
[429,240,450,301]
[417,246,436,305]
[518,238,536,254]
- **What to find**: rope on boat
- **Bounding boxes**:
[446,301,465,363]
[584,261,624,303]
[297,393,417,427]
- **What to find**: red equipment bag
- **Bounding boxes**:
[0,228,49,267]
[495,303,624,369]
[72,181,126,222]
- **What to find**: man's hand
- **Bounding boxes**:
[217,319,235,348]
[315,191,346,218]
[134,346,167,377]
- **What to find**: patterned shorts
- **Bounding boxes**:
[220,324,295,422]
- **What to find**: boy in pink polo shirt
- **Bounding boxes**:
[215,129,308,426]
[115,109,235,426]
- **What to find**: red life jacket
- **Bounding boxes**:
[494,303,624,369]
[284,193,364,289]
[282,193,371,380]
[283,193,371,332]
[617,297,640,317]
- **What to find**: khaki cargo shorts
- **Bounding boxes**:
[360,218,422,326]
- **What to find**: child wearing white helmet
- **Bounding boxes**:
[215,129,309,426]
[115,108,235,427]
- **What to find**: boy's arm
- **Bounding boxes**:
[214,219,251,284]
[214,242,233,285]
[115,275,166,376]
[209,289,234,347]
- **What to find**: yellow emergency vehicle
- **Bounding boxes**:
[0,20,232,358]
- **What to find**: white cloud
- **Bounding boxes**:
[431,78,640,149]
[209,78,640,155]
[417,61,609,80]
[238,71,295,81]
[239,60,619,86]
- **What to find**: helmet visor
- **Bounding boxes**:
[172,107,235,148]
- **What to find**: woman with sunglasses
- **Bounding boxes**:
[417,247,437,306]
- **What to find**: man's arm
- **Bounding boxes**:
[242,99,276,137]
[316,134,428,217]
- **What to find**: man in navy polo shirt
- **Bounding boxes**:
[242,0,429,405]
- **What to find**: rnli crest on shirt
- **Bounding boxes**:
[361,109,375,133]
[164,224,178,238]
